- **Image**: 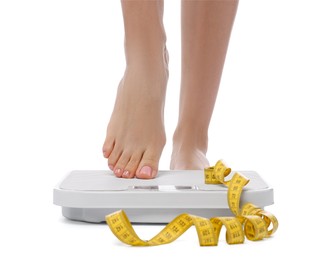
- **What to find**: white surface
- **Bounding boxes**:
[54,170,273,222]
[1,0,324,259]
[57,170,268,191]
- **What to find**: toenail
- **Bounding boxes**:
[140,166,152,178]
[122,170,129,178]
[108,164,114,171]
[114,168,121,176]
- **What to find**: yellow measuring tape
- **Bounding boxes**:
[105,160,278,246]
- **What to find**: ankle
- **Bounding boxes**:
[172,125,208,154]
[124,28,168,64]
[125,44,169,77]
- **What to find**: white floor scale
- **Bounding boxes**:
[53,170,274,223]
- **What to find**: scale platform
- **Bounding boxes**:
[53,170,274,223]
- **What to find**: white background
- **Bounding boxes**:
[0,0,324,259]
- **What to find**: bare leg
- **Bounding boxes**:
[171,0,239,170]
[103,0,168,179]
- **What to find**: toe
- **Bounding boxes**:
[113,168,123,178]
[137,166,157,179]
[114,151,132,178]
[136,150,160,179]
[102,138,115,158]
[123,151,144,178]
[108,163,114,171]
[107,145,122,170]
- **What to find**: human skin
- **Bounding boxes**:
[103,0,239,178]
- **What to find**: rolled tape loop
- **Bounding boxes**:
[106,159,278,246]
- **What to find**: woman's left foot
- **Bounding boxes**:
[170,127,210,170]
[170,147,209,170]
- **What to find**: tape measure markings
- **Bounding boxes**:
[105,159,278,246]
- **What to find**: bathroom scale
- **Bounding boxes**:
[53,170,274,223]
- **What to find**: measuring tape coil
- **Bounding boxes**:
[106,160,278,246]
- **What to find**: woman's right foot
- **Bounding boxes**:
[103,47,169,179]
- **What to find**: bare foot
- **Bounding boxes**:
[103,49,168,179]
[170,127,210,170]
[170,146,210,170]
